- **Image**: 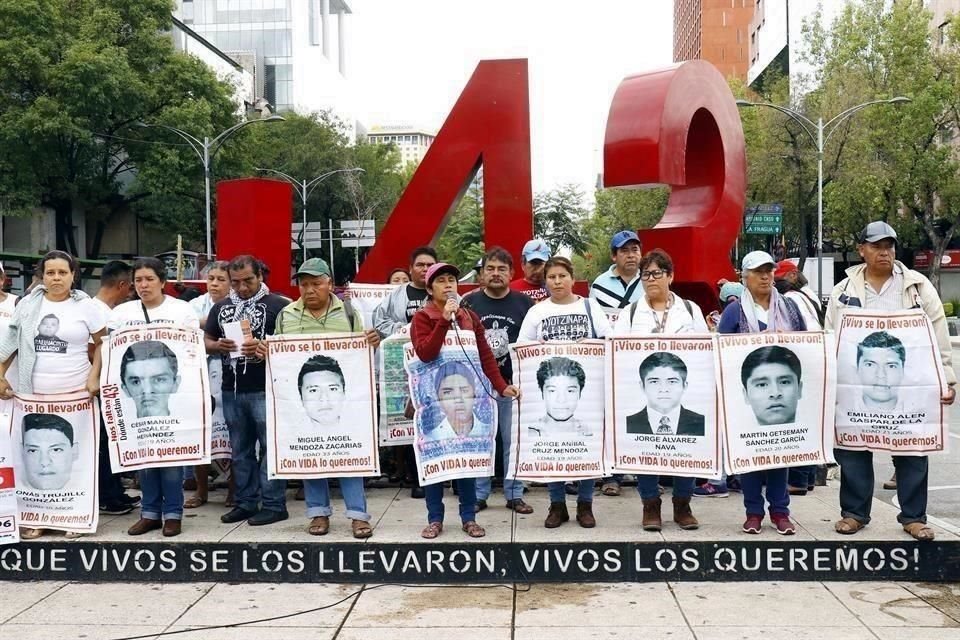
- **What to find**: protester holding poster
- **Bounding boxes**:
[264,257,380,539]
[518,256,611,529]
[9,392,100,536]
[826,221,956,542]
[461,247,535,514]
[717,250,807,536]
[105,257,200,538]
[610,249,710,532]
[410,262,520,539]
[0,250,107,540]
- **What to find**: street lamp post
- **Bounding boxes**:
[136,116,285,261]
[735,97,911,300]
[254,167,365,269]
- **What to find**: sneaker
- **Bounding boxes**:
[771,514,796,535]
[727,477,742,493]
[99,502,135,516]
[742,515,763,534]
[693,482,729,498]
[248,509,289,526]
[118,493,141,507]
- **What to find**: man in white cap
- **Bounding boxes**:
[826,221,956,541]
[509,239,550,301]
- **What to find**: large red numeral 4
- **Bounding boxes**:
[604,60,745,310]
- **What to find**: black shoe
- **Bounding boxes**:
[220,507,257,524]
[411,487,425,499]
[117,493,141,506]
[99,502,135,516]
[564,482,578,496]
[475,499,488,512]
[248,509,289,526]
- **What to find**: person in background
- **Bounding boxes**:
[774,260,824,331]
[461,247,535,514]
[373,246,438,499]
[388,268,410,285]
[518,256,611,529]
[184,261,231,510]
[717,250,806,536]
[509,239,551,302]
[826,221,956,541]
[0,251,107,540]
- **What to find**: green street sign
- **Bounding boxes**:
[744,207,782,235]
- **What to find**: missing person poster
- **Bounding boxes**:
[0,426,18,545]
[606,336,720,478]
[208,357,231,460]
[266,333,379,479]
[379,325,414,446]
[345,284,399,329]
[100,324,211,472]
[405,331,496,484]
[716,332,835,474]
[834,309,948,453]
[8,392,99,533]
[507,341,606,482]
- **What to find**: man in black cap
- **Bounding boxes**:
[825,220,956,541]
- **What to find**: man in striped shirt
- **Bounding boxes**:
[590,230,643,309]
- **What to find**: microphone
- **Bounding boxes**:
[446,291,459,330]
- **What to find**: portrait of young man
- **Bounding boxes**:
[298,355,347,429]
[120,340,181,419]
[424,361,491,442]
[21,413,79,491]
[530,356,592,437]
[855,330,906,411]
[627,352,705,436]
[740,345,803,426]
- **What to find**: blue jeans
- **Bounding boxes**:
[224,390,287,513]
[425,479,477,524]
[476,397,524,501]
[139,466,184,521]
[835,448,927,525]
[548,480,595,503]
[788,465,816,488]
[637,474,694,500]
[304,477,370,521]
[741,468,789,516]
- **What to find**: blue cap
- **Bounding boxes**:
[611,230,641,251]
[521,239,551,262]
[719,282,744,301]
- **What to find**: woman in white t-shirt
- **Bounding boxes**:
[185,260,231,509]
[107,257,200,539]
[0,251,108,540]
[517,256,610,531]
[611,249,708,534]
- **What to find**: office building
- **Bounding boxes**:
[367,126,437,167]
[674,0,756,79]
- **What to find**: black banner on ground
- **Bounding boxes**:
[1,541,957,582]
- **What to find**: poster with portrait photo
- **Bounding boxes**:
[100,324,211,472]
[715,332,835,474]
[207,357,231,460]
[507,340,607,482]
[834,309,948,453]
[606,336,720,478]
[7,392,99,533]
[345,283,399,330]
[266,333,379,479]
[0,426,18,545]
[405,331,497,485]
[379,325,414,446]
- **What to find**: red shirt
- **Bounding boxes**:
[509,278,548,302]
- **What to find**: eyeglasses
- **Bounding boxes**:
[640,269,669,281]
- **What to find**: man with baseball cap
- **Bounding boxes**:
[510,239,551,301]
[590,230,643,309]
[825,221,956,541]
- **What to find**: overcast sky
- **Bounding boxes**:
[349,0,674,198]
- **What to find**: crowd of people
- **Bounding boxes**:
[7,218,955,543]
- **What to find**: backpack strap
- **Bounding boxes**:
[342,297,360,332]
[582,297,597,338]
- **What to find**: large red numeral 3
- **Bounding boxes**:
[604,60,745,310]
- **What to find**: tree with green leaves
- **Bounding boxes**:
[534,184,589,257]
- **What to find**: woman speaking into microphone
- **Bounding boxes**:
[410,263,520,540]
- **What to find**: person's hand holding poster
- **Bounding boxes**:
[834,309,948,453]
[507,340,606,482]
[606,336,720,478]
[716,332,836,474]
[405,331,497,484]
[266,333,379,479]
[0,426,18,545]
[100,324,211,472]
[379,324,414,445]
[8,391,99,533]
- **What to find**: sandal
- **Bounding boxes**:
[461,521,486,538]
[421,522,443,539]
[307,516,330,536]
[601,482,621,497]
[835,517,865,535]
[64,531,83,539]
[20,528,44,540]
[184,495,207,509]
[351,519,373,539]
[903,522,935,541]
